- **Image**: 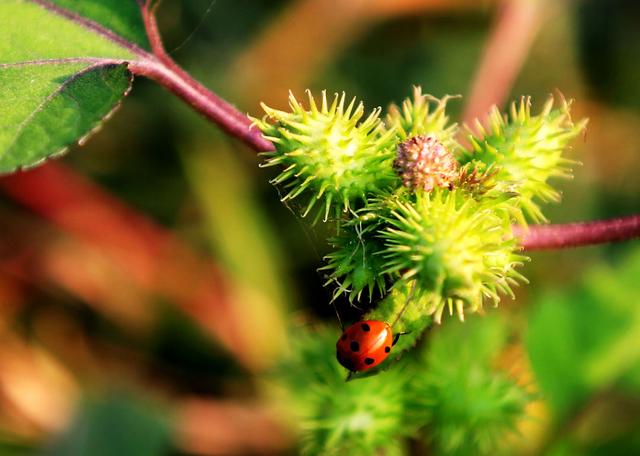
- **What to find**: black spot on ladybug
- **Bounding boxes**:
[350,341,360,352]
[364,357,375,365]
[385,346,391,353]
[341,334,347,341]
[337,352,353,370]
[361,323,370,332]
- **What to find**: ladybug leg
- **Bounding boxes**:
[392,331,410,346]
[345,371,355,382]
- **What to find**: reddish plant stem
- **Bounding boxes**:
[0,164,259,368]
[515,215,640,250]
[129,58,273,152]
[140,0,175,69]
[463,0,544,125]
[135,2,273,151]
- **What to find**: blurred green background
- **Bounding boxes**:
[0,0,639,454]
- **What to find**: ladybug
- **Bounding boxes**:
[336,320,401,372]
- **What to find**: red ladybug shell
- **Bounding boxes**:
[336,320,394,372]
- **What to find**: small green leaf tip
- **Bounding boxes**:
[461,95,588,222]
[380,189,527,323]
[255,90,397,223]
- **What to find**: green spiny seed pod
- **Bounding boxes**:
[457,161,499,198]
[394,135,459,192]
[320,216,388,303]
[386,86,459,151]
[456,161,527,225]
[461,96,588,222]
[380,189,527,323]
[255,91,398,222]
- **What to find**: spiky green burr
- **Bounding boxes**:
[461,96,588,222]
[256,88,586,338]
[255,91,398,222]
[386,86,459,151]
[320,215,388,303]
[380,189,527,323]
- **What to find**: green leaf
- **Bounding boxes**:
[0,0,148,172]
[526,291,591,419]
[0,63,132,172]
[45,0,149,48]
[526,248,640,420]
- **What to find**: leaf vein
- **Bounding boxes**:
[0,58,127,68]
[28,0,149,59]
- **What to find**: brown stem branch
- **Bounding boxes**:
[140,0,183,72]
[128,58,273,151]
[515,215,640,250]
[134,2,274,151]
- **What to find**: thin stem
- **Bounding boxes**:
[140,0,180,70]
[515,215,640,251]
[128,58,273,151]
[134,2,275,151]
[462,0,544,125]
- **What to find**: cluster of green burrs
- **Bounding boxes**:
[272,316,528,455]
[256,87,586,329]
